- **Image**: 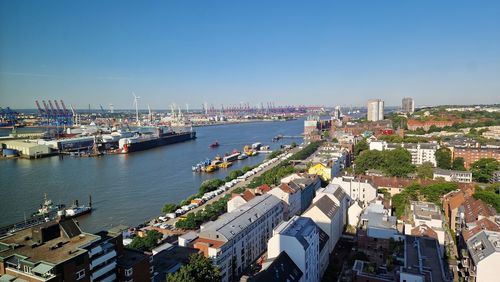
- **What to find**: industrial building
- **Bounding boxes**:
[1,140,51,158]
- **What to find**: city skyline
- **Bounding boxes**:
[1,0,500,109]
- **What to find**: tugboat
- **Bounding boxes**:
[209,141,220,148]
[33,193,63,217]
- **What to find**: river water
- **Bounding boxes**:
[0,120,303,232]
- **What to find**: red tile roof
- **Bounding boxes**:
[463,198,497,224]
[411,224,438,240]
[462,218,500,241]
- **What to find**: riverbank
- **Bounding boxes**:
[0,119,304,232]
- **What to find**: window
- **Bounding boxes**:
[76,269,85,280]
[125,268,133,277]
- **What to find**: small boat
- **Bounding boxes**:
[205,165,218,173]
[218,161,232,168]
[238,153,248,160]
[209,141,220,148]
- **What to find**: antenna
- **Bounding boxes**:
[132,92,141,126]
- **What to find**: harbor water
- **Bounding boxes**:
[0,120,303,232]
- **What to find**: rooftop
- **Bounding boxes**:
[461,197,497,224]
[118,248,150,268]
[403,235,451,282]
[434,168,471,176]
[411,201,442,221]
[462,218,500,241]
[306,195,339,219]
[274,216,318,250]
[0,220,99,265]
[199,194,282,243]
[466,230,500,265]
[250,251,302,282]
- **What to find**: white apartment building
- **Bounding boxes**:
[193,194,284,282]
[465,230,500,282]
[404,201,445,250]
[433,168,473,183]
[330,176,377,205]
[369,141,439,166]
[367,99,384,121]
[303,196,339,258]
[268,216,322,282]
[268,183,302,219]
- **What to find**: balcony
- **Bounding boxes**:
[91,261,117,281]
[90,250,117,270]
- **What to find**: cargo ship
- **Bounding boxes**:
[119,127,196,153]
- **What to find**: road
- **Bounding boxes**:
[162,146,300,228]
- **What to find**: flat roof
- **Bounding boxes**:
[411,201,442,221]
[403,235,450,282]
[0,225,99,265]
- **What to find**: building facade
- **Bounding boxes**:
[193,194,284,282]
[433,168,472,183]
[330,176,377,205]
[401,97,414,114]
[267,216,321,282]
[367,99,384,122]
[452,146,500,169]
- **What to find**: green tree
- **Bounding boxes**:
[167,253,221,282]
[129,230,162,252]
[435,147,452,169]
[471,158,499,183]
[354,150,385,175]
[452,157,466,171]
[416,162,434,179]
[354,139,369,156]
[161,203,178,213]
[382,148,415,177]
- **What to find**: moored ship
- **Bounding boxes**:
[119,127,196,153]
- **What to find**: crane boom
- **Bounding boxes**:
[35,100,44,115]
[60,100,69,115]
[54,100,63,115]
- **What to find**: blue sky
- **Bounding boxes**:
[1,0,499,109]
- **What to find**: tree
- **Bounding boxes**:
[354,139,369,156]
[471,158,499,183]
[382,148,415,177]
[452,157,466,171]
[161,203,178,213]
[435,147,452,169]
[129,230,162,252]
[354,150,385,175]
[167,253,221,282]
[416,162,434,179]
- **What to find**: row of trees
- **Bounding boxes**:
[175,194,232,229]
[161,166,259,213]
[354,148,415,177]
[248,141,321,188]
